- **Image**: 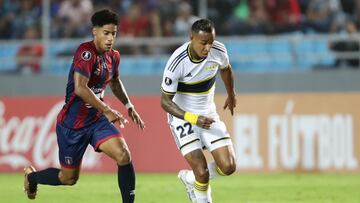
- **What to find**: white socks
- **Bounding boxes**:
[186,162,218,203]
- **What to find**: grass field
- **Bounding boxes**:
[1,173,360,203]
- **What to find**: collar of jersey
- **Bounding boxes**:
[187,44,205,63]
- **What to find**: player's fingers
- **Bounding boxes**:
[139,120,145,130]
[223,102,228,110]
[230,108,234,116]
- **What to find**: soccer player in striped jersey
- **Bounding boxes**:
[23,9,145,203]
[161,19,237,203]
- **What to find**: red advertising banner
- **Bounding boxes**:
[0,96,188,173]
[2,93,359,173]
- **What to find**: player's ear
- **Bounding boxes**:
[189,31,193,40]
[92,27,97,36]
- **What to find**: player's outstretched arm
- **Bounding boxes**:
[110,77,145,130]
[220,65,237,116]
[74,72,127,126]
[161,92,214,129]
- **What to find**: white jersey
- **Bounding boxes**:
[161,40,229,119]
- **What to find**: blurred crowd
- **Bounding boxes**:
[1,0,360,40]
[2,0,360,73]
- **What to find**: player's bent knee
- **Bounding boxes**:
[219,162,236,176]
[115,149,131,165]
[60,175,79,186]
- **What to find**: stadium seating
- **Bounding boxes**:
[0,35,338,74]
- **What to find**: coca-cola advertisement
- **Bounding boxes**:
[0,96,188,173]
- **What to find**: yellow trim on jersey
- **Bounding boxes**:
[181,74,216,85]
[187,44,205,63]
[161,88,176,95]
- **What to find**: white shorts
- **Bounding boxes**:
[168,114,232,156]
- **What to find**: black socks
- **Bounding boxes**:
[118,162,136,203]
[28,168,62,186]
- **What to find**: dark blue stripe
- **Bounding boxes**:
[162,88,176,95]
[177,75,216,93]
[168,50,187,71]
[212,45,225,53]
[111,56,116,78]
[213,42,225,50]
[170,54,188,72]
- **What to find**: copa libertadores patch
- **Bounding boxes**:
[165,77,172,85]
[81,51,91,61]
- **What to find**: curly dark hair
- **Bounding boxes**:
[91,9,118,27]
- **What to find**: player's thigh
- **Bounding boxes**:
[90,116,123,152]
[98,137,131,164]
[168,114,202,156]
[211,145,236,171]
[56,123,89,169]
[201,120,233,153]
[89,116,130,164]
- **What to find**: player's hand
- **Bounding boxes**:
[128,108,145,130]
[197,116,215,129]
[223,94,237,116]
[104,108,128,128]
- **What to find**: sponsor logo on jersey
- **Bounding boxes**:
[81,51,91,61]
[205,64,218,71]
[165,77,172,85]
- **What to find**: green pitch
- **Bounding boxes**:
[1,173,360,203]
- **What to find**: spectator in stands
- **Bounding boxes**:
[15,26,43,74]
[174,1,199,36]
[207,0,236,35]
[57,0,93,38]
[266,0,302,34]
[118,2,150,54]
[11,0,41,39]
[119,3,149,37]
[225,0,271,35]
[304,0,345,33]
[0,0,17,39]
[329,19,359,68]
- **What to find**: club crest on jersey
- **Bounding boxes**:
[65,156,73,165]
[165,77,172,85]
[81,51,91,61]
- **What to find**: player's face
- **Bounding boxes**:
[190,30,215,59]
[93,24,117,53]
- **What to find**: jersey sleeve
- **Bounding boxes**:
[219,45,230,69]
[161,55,182,95]
[213,41,230,69]
[72,46,96,78]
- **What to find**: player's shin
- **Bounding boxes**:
[185,161,219,184]
[118,162,135,203]
[28,168,63,186]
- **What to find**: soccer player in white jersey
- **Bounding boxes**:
[161,19,237,203]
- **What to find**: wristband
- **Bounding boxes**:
[125,102,134,109]
[184,112,199,125]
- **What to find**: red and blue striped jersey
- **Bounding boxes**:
[57,41,120,129]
